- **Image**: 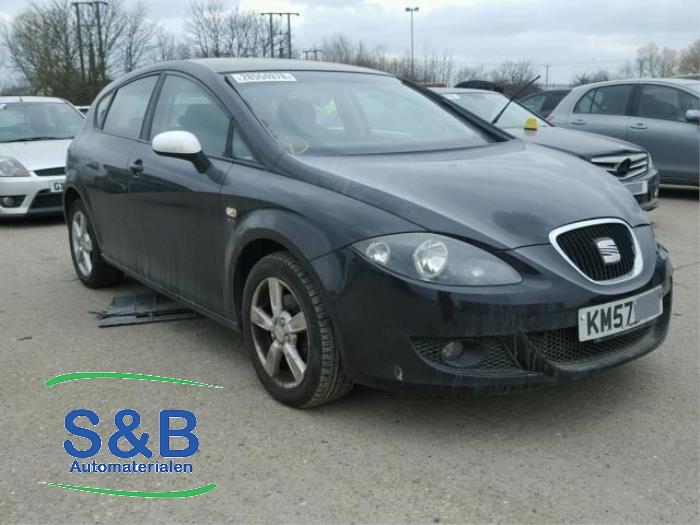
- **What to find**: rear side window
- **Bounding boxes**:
[95,92,114,129]
[575,85,633,116]
[150,75,229,157]
[102,76,158,139]
[542,93,566,113]
[638,84,699,122]
[521,94,545,113]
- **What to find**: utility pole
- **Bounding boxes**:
[303,49,322,60]
[72,1,108,83]
[93,1,107,83]
[72,2,85,82]
[261,12,299,58]
[405,7,419,78]
[544,64,551,89]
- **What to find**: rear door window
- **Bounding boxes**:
[575,85,633,116]
[102,76,158,139]
[637,84,699,122]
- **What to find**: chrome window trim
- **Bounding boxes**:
[549,218,643,285]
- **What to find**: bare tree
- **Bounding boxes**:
[1,1,84,100]
[318,34,456,84]
[678,39,700,74]
[572,69,610,86]
[453,64,488,84]
[151,28,177,62]
[622,42,678,78]
[120,2,157,72]
[2,0,162,103]
[488,60,539,96]
[185,0,275,59]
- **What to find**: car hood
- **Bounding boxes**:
[0,139,72,172]
[506,126,645,160]
[282,140,649,250]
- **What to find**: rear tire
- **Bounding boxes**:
[68,200,123,288]
[242,252,352,408]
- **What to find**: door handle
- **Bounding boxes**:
[629,122,647,130]
[571,119,586,126]
[129,159,144,175]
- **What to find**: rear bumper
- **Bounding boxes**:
[311,239,672,394]
[0,176,65,217]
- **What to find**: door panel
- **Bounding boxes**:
[627,118,699,184]
[81,132,137,262]
[83,75,159,264]
[569,84,633,140]
[127,143,230,313]
[628,84,700,185]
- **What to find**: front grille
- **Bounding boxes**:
[412,337,520,372]
[590,153,648,179]
[526,323,654,365]
[34,167,65,177]
[553,221,637,282]
[30,191,62,210]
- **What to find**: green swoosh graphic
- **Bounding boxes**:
[44,372,223,389]
[39,482,216,498]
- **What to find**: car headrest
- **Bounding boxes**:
[277,99,317,134]
[179,104,226,131]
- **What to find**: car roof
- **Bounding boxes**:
[185,58,389,76]
[0,96,67,104]
[572,78,700,91]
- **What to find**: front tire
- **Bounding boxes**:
[68,200,123,288]
[242,252,352,408]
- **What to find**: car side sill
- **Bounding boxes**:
[101,255,240,333]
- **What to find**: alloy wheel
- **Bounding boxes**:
[71,210,93,277]
[250,277,309,388]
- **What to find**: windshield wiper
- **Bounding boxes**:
[491,75,541,125]
[3,136,69,143]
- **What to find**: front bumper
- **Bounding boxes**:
[0,175,65,217]
[311,230,672,394]
[621,169,660,211]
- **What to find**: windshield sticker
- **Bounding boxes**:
[444,94,460,100]
[230,72,297,83]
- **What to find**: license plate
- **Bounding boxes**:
[625,180,648,196]
[49,181,64,193]
[578,286,663,342]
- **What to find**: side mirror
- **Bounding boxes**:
[152,131,210,172]
[685,109,700,123]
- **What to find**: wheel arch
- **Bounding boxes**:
[226,208,340,327]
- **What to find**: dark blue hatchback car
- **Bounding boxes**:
[64,59,672,407]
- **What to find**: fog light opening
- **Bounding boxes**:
[440,339,489,367]
[1,196,16,207]
[441,341,464,362]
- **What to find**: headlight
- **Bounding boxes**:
[0,157,30,177]
[354,233,522,286]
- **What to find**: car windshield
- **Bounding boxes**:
[0,102,84,143]
[442,91,549,129]
[229,71,492,155]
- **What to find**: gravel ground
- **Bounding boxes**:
[0,189,698,524]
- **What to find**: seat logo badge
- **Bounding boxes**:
[225,207,238,219]
[595,237,621,264]
[615,158,632,176]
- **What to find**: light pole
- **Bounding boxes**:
[405,6,419,78]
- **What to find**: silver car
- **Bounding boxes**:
[434,87,660,210]
[0,96,84,217]
[550,79,699,187]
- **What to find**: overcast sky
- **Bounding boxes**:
[1,0,698,83]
